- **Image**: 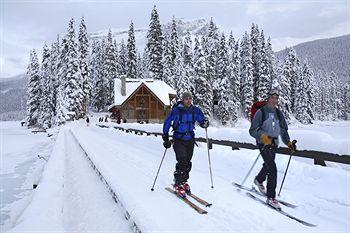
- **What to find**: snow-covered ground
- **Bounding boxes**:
[3,119,349,232]
[0,121,55,231]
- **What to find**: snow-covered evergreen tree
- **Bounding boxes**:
[294,63,312,124]
[283,49,301,112]
[207,19,220,99]
[104,29,118,105]
[256,30,271,101]
[193,37,212,117]
[49,35,60,119]
[170,17,179,64]
[93,39,108,111]
[240,32,254,118]
[250,23,262,101]
[302,62,316,121]
[181,31,194,94]
[78,17,90,116]
[127,21,137,79]
[226,39,240,123]
[63,18,84,117]
[146,5,163,80]
[163,36,175,87]
[38,44,54,128]
[118,40,127,76]
[26,49,41,127]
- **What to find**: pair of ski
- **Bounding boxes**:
[232,182,316,227]
[165,187,212,214]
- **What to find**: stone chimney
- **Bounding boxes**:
[121,75,126,96]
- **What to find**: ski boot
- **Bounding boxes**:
[266,198,281,210]
[254,178,266,195]
[173,184,186,198]
[183,182,191,194]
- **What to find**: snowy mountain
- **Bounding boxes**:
[275,34,350,81]
[89,18,210,51]
[0,74,27,120]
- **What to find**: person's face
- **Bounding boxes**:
[267,94,279,107]
[183,97,192,107]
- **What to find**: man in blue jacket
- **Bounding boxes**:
[249,89,296,209]
[162,91,209,198]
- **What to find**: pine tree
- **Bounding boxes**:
[207,19,220,100]
[64,18,84,118]
[26,49,41,127]
[170,17,179,63]
[227,39,240,123]
[181,31,194,94]
[283,49,301,113]
[256,30,271,101]
[274,62,289,121]
[294,63,312,124]
[104,29,118,105]
[216,33,231,123]
[240,32,254,118]
[163,36,175,87]
[250,23,262,101]
[78,17,90,116]
[302,62,315,121]
[193,37,212,117]
[49,35,60,119]
[228,31,235,51]
[55,35,69,125]
[38,44,54,128]
[127,21,137,79]
[328,72,338,120]
[118,40,127,76]
[146,5,163,80]
[93,39,108,111]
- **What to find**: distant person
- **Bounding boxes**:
[86,116,90,127]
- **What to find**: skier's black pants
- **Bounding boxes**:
[255,144,277,198]
[173,139,195,185]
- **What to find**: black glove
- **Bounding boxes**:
[162,134,171,149]
[200,119,209,128]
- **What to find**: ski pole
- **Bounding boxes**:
[278,140,297,196]
[240,149,262,187]
[151,148,168,191]
[205,128,214,189]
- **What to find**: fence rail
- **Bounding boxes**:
[97,124,350,166]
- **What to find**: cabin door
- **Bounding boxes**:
[135,95,149,122]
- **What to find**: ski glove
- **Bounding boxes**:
[162,134,172,149]
[288,140,297,154]
[200,119,209,128]
[260,134,272,145]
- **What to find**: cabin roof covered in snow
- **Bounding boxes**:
[113,78,177,107]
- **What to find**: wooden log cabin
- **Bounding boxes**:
[108,76,177,123]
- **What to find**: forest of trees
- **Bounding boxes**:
[26,5,350,129]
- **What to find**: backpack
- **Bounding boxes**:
[250,101,282,124]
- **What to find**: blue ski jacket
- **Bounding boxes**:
[163,102,206,141]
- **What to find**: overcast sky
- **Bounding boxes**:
[1,0,349,78]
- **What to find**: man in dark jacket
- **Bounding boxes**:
[162,91,209,197]
[249,89,296,209]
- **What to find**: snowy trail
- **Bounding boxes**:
[7,121,349,232]
[63,130,132,232]
[69,122,350,232]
